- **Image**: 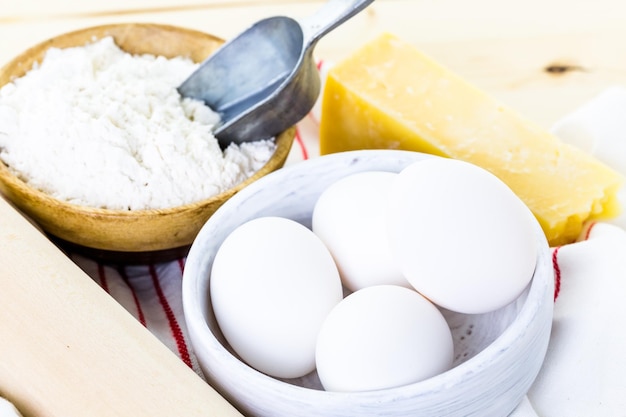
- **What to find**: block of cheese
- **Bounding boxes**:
[319,32,623,246]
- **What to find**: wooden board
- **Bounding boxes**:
[2,0,626,128]
[0,195,243,416]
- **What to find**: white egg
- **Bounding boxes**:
[315,285,454,392]
[312,171,410,291]
[210,216,343,379]
[387,158,538,314]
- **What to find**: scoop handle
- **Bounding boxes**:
[300,0,374,47]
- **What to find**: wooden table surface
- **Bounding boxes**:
[1,1,626,416]
[3,0,626,128]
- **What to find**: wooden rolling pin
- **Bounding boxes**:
[0,196,242,417]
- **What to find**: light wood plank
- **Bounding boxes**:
[0,0,308,20]
[2,1,626,127]
[0,197,243,417]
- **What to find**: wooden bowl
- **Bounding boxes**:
[0,23,295,263]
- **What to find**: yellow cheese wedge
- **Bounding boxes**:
[319,32,623,246]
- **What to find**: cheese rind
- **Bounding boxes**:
[319,33,623,246]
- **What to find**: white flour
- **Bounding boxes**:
[0,37,276,210]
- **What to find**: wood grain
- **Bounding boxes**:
[2,0,626,129]
[0,195,243,417]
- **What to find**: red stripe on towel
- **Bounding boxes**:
[295,127,309,160]
[118,266,147,327]
[97,263,109,294]
[149,264,192,368]
[584,221,597,241]
[552,246,562,302]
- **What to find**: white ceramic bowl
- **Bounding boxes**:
[182,149,554,417]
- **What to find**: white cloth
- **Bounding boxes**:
[528,223,626,416]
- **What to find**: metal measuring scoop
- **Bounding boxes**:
[178,0,374,148]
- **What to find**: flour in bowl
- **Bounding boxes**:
[0,37,276,210]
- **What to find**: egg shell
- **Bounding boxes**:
[315,284,454,392]
[387,158,538,314]
[312,171,410,291]
[210,216,343,379]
